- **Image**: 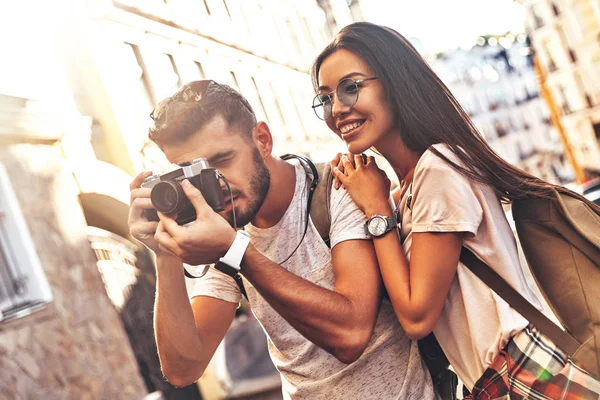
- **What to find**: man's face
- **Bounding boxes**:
[161,115,270,227]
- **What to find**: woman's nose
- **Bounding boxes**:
[330,93,351,119]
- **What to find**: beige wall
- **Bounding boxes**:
[0,143,146,399]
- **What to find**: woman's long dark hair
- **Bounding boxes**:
[312,22,591,204]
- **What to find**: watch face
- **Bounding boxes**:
[368,216,387,236]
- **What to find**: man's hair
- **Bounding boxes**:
[148,80,257,147]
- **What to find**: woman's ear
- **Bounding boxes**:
[252,121,273,158]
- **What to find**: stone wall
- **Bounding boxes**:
[0,143,147,399]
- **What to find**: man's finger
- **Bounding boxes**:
[129,221,159,239]
[128,198,156,224]
[181,179,211,215]
[157,212,184,238]
[130,171,153,191]
[154,220,181,254]
[130,188,152,207]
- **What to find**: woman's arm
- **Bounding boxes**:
[362,201,462,339]
[332,154,463,339]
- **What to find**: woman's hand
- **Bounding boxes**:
[331,153,391,215]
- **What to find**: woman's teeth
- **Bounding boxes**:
[340,121,364,134]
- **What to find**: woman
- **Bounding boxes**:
[311,21,600,399]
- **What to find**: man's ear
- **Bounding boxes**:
[252,121,273,158]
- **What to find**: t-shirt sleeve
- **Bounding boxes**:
[411,152,483,236]
[189,264,242,304]
[328,182,370,248]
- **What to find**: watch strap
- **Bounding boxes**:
[214,230,251,277]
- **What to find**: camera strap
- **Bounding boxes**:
[277,154,320,265]
[184,154,321,302]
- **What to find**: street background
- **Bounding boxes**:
[0,0,599,399]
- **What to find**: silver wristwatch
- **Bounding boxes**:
[365,214,398,238]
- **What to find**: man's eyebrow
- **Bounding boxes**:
[176,150,234,167]
[318,72,368,91]
[207,150,235,164]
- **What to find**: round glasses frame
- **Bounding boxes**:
[312,77,378,120]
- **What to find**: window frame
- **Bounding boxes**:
[0,163,53,323]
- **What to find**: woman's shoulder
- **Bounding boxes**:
[416,143,464,174]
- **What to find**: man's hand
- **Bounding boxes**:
[154,179,237,265]
[129,171,162,253]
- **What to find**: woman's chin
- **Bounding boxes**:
[345,139,371,155]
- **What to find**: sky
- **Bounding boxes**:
[361,0,527,54]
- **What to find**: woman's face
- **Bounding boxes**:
[317,49,398,154]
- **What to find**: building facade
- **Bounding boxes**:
[0,0,361,398]
[433,36,574,183]
[0,3,148,395]
[519,0,600,176]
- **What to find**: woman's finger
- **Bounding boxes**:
[332,165,350,187]
[354,154,366,168]
[340,155,355,175]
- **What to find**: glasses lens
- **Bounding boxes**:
[313,94,332,120]
[338,78,359,107]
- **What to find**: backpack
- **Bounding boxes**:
[460,188,600,379]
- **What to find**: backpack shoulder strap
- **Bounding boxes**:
[309,162,333,247]
[460,247,581,356]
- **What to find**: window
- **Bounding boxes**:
[124,43,155,108]
[0,164,52,322]
[250,77,269,123]
[229,71,240,90]
[141,50,182,101]
[167,55,183,88]
[196,62,206,79]
[222,0,231,19]
[202,0,211,16]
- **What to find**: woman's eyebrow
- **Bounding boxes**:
[318,72,368,91]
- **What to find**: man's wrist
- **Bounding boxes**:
[216,230,251,276]
[221,230,238,255]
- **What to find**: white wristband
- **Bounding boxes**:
[218,230,251,272]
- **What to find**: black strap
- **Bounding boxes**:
[276,154,320,265]
[460,247,581,356]
[189,154,322,301]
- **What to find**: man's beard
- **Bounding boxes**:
[225,149,270,227]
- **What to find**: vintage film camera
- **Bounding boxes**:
[141,158,226,226]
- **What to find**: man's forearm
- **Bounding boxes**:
[241,245,377,363]
[154,254,206,385]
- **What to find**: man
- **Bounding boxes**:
[128,80,435,399]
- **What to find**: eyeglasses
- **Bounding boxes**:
[312,77,378,120]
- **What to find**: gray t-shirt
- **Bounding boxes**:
[191,161,434,400]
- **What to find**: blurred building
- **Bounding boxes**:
[0,0,361,399]
[433,35,574,183]
[71,0,350,175]
[518,0,600,176]
[317,0,365,35]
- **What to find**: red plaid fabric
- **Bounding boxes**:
[466,325,600,400]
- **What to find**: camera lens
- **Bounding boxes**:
[151,181,187,214]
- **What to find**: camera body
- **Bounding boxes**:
[141,158,226,226]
